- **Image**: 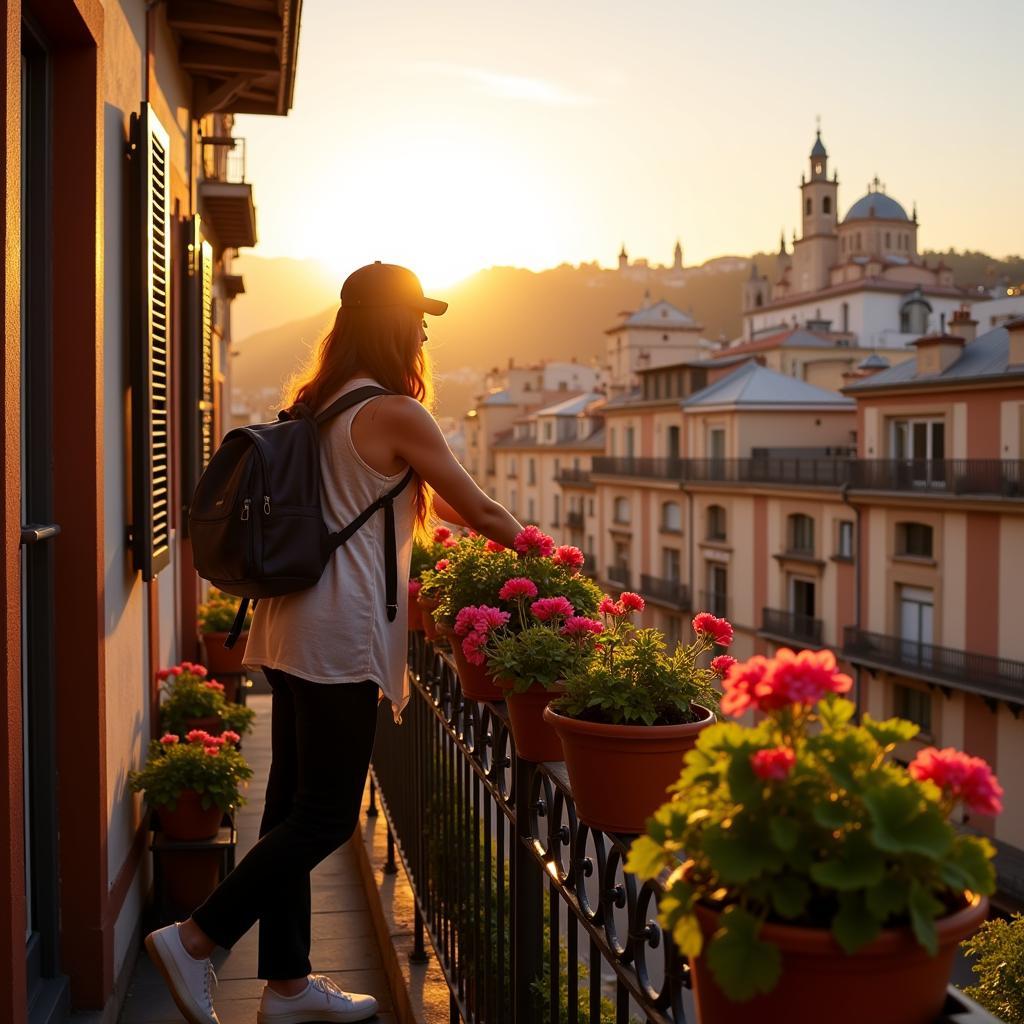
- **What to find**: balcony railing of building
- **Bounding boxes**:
[640,574,690,610]
[588,456,1024,497]
[698,589,729,618]
[606,564,631,590]
[365,634,1002,1023]
[565,510,584,530]
[761,607,824,647]
[843,627,1024,706]
[201,135,247,183]
[556,467,592,486]
[198,136,255,248]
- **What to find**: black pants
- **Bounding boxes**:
[191,668,380,979]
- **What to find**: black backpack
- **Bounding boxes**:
[188,385,414,649]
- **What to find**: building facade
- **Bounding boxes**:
[1,3,301,1021]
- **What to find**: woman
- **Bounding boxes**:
[144,263,523,1024]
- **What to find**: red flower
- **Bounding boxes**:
[720,656,771,717]
[191,664,208,678]
[484,539,506,553]
[513,525,556,558]
[435,559,449,572]
[909,747,1004,816]
[433,526,452,543]
[620,592,645,612]
[766,648,852,709]
[443,537,458,548]
[599,596,626,617]
[560,616,604,639]
[692,612,734,647]
[221,730,241,745]
[498,577,539,601]
[185,729,210,744]
[750,747,797,780]
[203,745,221,756]
[710,654,737,677]
[530,596,575,621]
[204,680,225,692]
[156,668,173,681]
[552,545,585,570]
[408,579,422,597]
[159,733,179,745]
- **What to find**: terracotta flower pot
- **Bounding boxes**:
[201,631,248,676]
[690,895,988,1024]
[162,849,223,916]
[449,639,505,702]
[408,593,424,633]
[503,681,567,762]
[156,789,224,841]
[541,703,715,834]
[417,593,441,641]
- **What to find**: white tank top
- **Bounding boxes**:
[241,377,417,724]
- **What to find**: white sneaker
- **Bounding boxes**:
[144,922,220,1024]
[257,973,379,1023]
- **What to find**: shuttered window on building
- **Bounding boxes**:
[181,215,215,531]
[130,102,172,580]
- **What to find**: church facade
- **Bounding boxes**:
[743,132,969,346]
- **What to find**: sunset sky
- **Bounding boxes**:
[238,0,1024,291]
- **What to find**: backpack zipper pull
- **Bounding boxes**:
[241,498,251,521]
[263,495,271,515]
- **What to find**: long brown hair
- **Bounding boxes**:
[282,305,434,538]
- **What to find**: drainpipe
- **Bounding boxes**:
[841,481,862,719]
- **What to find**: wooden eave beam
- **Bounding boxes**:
[167,1,282,37]
[180,42,280,75]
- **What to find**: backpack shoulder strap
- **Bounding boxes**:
[315,385,393,425]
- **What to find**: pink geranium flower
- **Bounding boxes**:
[620,592,645,612]
[710,654,737,677]
[552,545,585,570]
[191,664,208,678]
[156,668,173,681]
[909,747,1004,816]
[435,559,449,572]
[720,656,772,717]
[221,730,241,745]
[484,539,506,553]
[599,597,626,617]
[560,616,604,639]
[751,747,797,780]
[498,577,539,601]
[204,680,225,692]
[461,630,487,666]
[433,526,451,543]
[766,648,852,709]
[159,733,179,745]
[692,612,734,647]
[513,525,556,558]
[204,745,221,756]
[530,596,575,621]
[454,605,481,637]
[408,579,422,597]
[443,537,458,548]
[185,729,211,744]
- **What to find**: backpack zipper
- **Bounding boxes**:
[263,495,271,515]
[240,497,251,521]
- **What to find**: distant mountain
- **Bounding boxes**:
[230,250,1024,421]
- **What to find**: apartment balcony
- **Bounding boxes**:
[843,628,1024,706]
[198,137,256,249]
[361,634,1001,1023]
[698,589,729,618]
[761,607,824,647]
[565,510,584,530]
[556,467,593,487]
[640,574,690,610]
[588,456,1024,498]
[606,564,631,590]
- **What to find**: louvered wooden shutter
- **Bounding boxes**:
[130,103,172,580]
[181,215,215,531]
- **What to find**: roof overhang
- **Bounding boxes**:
[168,0,302,117]
[198,180,257,249]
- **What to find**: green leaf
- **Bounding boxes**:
[812,798,851,830]
[817,695,856,730]
[768,875,810,919]
[726,748,761,805]
[768,816,799,852]
[865,876,908,920]
[862,714,919,747]
[866,784,952,859]
[702,827,767,884]
[625,835,667,880]
[940,836,997,896]
[909,880,942,955]
[809,830,885,891]
[671,912,704,959]
[706,906,781,1002]
[832,891,881,954]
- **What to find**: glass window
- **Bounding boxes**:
[706,504,726,541]
[788,514,815,554]
[707,565,728,617]
[896,522,933,559]
[662,500,682,532]
[894,683,932,737]
[553,494,560,527]
[613,496,631,524]
[805,197,812,215]
[528,458,536,485]
[662,547,681,581]
[708,427,726,461]
[823,195,831,214]
[527,497,535,522]
[836,520,854,558]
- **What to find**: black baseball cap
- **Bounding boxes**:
[340,261,448,316]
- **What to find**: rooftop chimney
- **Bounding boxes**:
[948,304,977,345]
[1009,318,1024,367]
[911,334,965,376]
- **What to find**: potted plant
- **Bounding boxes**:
[129,729,252,914]
[961,912,1024,1023]
[480,588,598,761]
[198,588,253,683]
[439,528,603,701]
[625,646,1001,1024]
[542,607,727,834]
[158,663,256,739]
[411,527,457,635]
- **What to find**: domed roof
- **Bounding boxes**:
[844,190,909,223]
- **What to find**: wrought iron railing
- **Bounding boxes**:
[201,135,247,183]
[367,635,1005,1023]
[607,564,631,590]
[761,607,824,647]
[640,575,690,610]
[587,456,1024,497]
[843,627,1024,705]
[557,468,593,485]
